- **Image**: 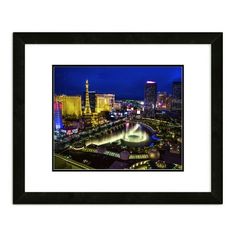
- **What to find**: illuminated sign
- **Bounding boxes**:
[67,130,72,135]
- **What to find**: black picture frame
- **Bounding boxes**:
[13,33,223,204]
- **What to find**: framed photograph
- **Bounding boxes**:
[13,32,223,204]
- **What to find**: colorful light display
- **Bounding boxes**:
[54,101,63,130]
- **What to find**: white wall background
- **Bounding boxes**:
[0,0,233,236]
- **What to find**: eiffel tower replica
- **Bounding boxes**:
[83,80,94,127]
[84,80,92,115]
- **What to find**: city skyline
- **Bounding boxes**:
[54,65,183,100]
[53,65,183,171]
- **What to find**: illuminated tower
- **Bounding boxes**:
[84,80,92,114]
[83,90,96,112]
[54,101,63,130]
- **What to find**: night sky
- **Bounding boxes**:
[54,66,183,100]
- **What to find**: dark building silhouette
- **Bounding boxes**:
[144,81,157,117]
[172,82,182,111]
[172,82,181,99]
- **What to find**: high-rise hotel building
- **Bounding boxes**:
[144,81,157,117]
[55,95,82,118]
[95,94,115,113]
[172,82,182,111]
[173,82,181,99]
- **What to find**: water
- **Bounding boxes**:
[85,122,151,147]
